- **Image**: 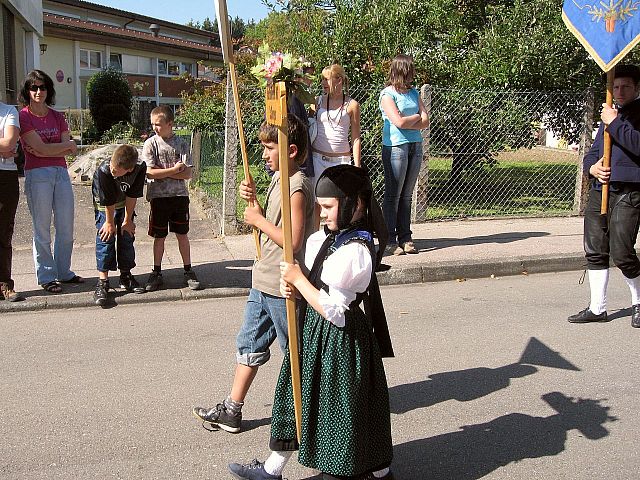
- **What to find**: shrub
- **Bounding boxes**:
[100,121,140,144]
[87,68,133,135]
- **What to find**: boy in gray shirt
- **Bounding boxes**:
[142,105,201,291]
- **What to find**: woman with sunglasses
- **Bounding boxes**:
[19,70,81,293]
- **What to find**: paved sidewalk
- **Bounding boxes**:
[2,181,588,312]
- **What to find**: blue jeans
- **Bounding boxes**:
[382,142,422,244]
[95,209,136,273]
[236,289,289,367]
[24,166,76,285]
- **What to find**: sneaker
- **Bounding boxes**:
[93,280,109,306]
[184,270,202,290]
[192,403,241,433]
[228,459,282,480]
[119,273,145,294]
[145,271,163,292]
[401,241,418,254]
[385,243,405,256]
[0,282,24,302]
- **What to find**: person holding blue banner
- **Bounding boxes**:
[568,64,640,329]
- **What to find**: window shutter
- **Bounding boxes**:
[2,5,17,105]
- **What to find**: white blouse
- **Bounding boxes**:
[304,230,373,327]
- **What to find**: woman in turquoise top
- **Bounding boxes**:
[380,55,429,255]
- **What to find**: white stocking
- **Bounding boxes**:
[623,274,640,306]
[264,450,293,477]
[588,268,609,314]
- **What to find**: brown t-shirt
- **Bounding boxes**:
[252,170,315,297]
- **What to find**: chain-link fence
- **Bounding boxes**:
[193,81,593,234]
[419,87,591,221]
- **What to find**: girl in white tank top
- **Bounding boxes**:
[312,64,361,167]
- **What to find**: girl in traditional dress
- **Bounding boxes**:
[229,165,394,480]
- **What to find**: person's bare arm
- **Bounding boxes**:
[381,95,421,129]
[21,130,76,157]
[0,125,19,154]
[349,100,362,167]
[146,162,185,179]
[245,190,306,253]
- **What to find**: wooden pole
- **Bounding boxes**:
[267,81,303,441]
[228,62,261,257]
[601,69,615,215]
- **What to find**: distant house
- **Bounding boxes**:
[40,0,223,114]
[1,0,43,104]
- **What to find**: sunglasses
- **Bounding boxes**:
[29,84,47,92]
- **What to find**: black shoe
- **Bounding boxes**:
[145,271,163,292]
[93,280,109,306]
[632,304,640,328]
[567,307,608,323]
[228,459,282,480]
[192,403,241,433]
[119,273,145,294]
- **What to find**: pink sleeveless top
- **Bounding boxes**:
[313,95,352,154]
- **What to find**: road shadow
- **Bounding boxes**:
[390,337,579,414]
[412,231,550,253]
[393,392,616,480]
[608,307,632,321]
[200,416,271,434]
[15,259,254,301]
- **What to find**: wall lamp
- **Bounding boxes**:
[40,43,47,54]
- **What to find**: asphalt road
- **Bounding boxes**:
[1,271,639,479]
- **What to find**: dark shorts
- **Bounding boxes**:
[148,196,190,238]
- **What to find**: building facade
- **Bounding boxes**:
[1,0,43,104]
[40,0,223,112]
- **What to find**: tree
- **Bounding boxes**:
[176,74,226,131]
[187,16,256,40]
[86,68,133,135]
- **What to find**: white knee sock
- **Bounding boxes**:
[588,269,609,314]
[623,274,640,306]
[264,450,292,476]
[372,467,390,478]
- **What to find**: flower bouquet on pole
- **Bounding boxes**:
[251,43,315,105]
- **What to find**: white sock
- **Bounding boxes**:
[263,450,292,476]
[623,274,640,306]
[372,467,390,478]
[588,269,609,314]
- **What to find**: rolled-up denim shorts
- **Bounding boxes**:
[236,288,289,367]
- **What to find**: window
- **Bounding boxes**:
[158,59,193,76]
[109,53,122,70]
[80,49,102,69]
[122,54,138,73]
[167,61,180,76]
[158,59,167,75]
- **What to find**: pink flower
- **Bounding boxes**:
[264,54,283,78]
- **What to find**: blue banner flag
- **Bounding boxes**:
[562,0,640,71]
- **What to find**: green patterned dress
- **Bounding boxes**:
[270,241,393,477]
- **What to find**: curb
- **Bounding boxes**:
[0,254,585,313]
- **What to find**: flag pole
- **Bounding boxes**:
[266,81,303,441]
[601,69,615,215]
[214,0,261,257]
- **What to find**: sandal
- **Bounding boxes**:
[42,281,62,293]
[60,275,84,284]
